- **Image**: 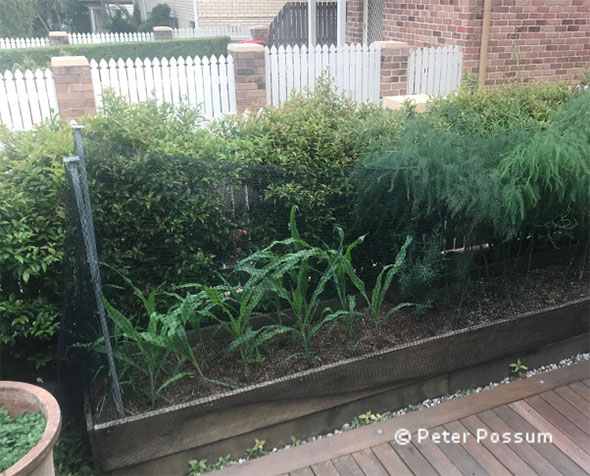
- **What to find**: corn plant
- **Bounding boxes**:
[202,281,291,378]
[234,207,362,362]
[88,269,204,409]
[328,228,367,339]
[364,236,414,343]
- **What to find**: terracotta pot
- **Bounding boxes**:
[0,381,62,476]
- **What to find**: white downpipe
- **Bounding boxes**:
[308,0,317,47]
[337,0,346,46]
[193,0,199,27]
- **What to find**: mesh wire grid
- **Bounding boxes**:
[58,130,586,421]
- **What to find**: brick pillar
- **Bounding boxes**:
[49,31,69,46]
[51,56,96,120]
[250,26,270,44]
[227,43,266,114]
[153,26,173,40]
[375,40,410,98]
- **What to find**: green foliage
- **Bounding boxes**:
[138,3,174,32]
[231,207,366,362]
[429,81,574,135]
[104,5,138,33]
[0,123,71,365]
[362,237,414,341]
[212,78,407,168]
[0,408,46,472]
[0,36,230,71]
[88,269,203,409]
[509,359,528,380]
[188,456,233,476]
[245,438,267,460]
[499,92,590,240]
[0,0,36,37]
[33,0,91,36]
[52,421,95,476]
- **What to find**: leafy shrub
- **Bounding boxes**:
[0,36,230,71]
[429,81,574,135]
[212,79,407,168]
[0,123,72,368]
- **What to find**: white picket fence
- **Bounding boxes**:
[0,69,59,130]
[0,27,250,50]
[0,37,49,49]
[90,55,236,120]
[407,46,463,96]
[265,43,381,107]
[69,31,155,44]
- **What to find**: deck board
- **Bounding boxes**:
[554,386,590,416]
[309,461,339,476]
[444,419,511,476]
[478,409,559,475]
[330,455,364,476]
[538,390,590,435]
[394,442,438,476]
[370,443,413,476]
[412,431,462,476]
[524,394,590,448]
[350,449,388,476]
[570,381,590,400]
[461,414,537,476]
[212,362,590,476]
[493,405,586,476]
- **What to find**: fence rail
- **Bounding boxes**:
[266,43,381,106]
[90,55,236,120]
[0,37,49,49]
[407,46,463,97]
[0,68,59,130]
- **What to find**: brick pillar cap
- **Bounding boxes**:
[373,40,410,51]
[49,31,68,38]
[51,56,90,67]
[228,43,265,53]
[153,26,173,32]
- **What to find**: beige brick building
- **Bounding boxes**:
[138,0,292,28]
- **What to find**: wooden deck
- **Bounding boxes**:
[214,361,590,476]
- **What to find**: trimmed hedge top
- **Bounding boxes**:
[0,36,231,71]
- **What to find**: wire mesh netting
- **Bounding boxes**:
[58,127,588,423]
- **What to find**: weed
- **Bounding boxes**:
[245,439,267,460]
[509,359,528,380]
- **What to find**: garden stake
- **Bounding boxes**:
[64,156,125,419]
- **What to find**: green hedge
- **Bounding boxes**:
[0,36,231,71]
[0,81,584,369]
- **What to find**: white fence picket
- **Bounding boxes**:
[408,46,463,97]
[0,36,48,49]
[0,68,58,130]
[265,43,381,106]
[97,52,232,118]
[0,27,250,50]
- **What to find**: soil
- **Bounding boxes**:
[94,261,589,422]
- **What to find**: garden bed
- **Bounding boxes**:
[86,261,589,474]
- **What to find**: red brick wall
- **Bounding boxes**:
[346,0,364,43]
[348,0,589,86]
